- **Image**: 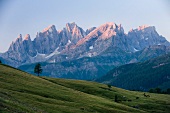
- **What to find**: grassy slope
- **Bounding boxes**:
[0,64,170,113]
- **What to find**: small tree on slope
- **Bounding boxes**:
[34,63,42,76]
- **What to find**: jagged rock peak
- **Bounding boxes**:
[42,25,56,33]
[24,34,31,40]
[100,22,117,29]
[129,25,155,32]
[15,34,22,42]
[66,22,76,27]
[138,25,149,30]
[17,34,22,38]
[76,22,123,46]
[86,27,96,35]
[95,22,124,33]
[118,24,124,31]
[66,22,77,32]
[65,22,86,40]
[87,22,124,37]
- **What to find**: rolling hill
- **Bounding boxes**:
[0,64,170,112]
[96,53,170,91]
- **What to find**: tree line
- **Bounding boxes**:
[149,88,170,94]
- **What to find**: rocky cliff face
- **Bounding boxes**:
[135,45,170,61]
[1,23,87,67]
[86,27,96,35]
[47,23,169,64]
[2,34,35,65]
[1,22,169,68]
[33,25,59,54]
[127,25,169,52]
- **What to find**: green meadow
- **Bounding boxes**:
[0,64,170,113]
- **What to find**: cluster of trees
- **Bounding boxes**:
[0,60,2,64]
[149,88,170,94]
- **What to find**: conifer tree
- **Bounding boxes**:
[34,63,42,76]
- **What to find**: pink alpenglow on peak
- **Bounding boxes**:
[57,30,62,34]
[24,34,31,40]
[65,22,86,40]
[76,22,123,46]
[17,34,22,39]
[129,25,155,33]
[15,34,22,42]
[99,22,124,32]
[42,25,56,33]
[137,25,149,30]
[66,22,77,33]
[129,28,134,32]
[99,22,117,30]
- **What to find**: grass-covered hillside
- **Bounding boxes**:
[96,53,170,91]
[0,64,170,113]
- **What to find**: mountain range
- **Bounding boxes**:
[0,22,170,80]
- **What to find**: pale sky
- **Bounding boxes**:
[0,0,170,52]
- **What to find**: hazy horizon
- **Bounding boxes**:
[0,0,170,52]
